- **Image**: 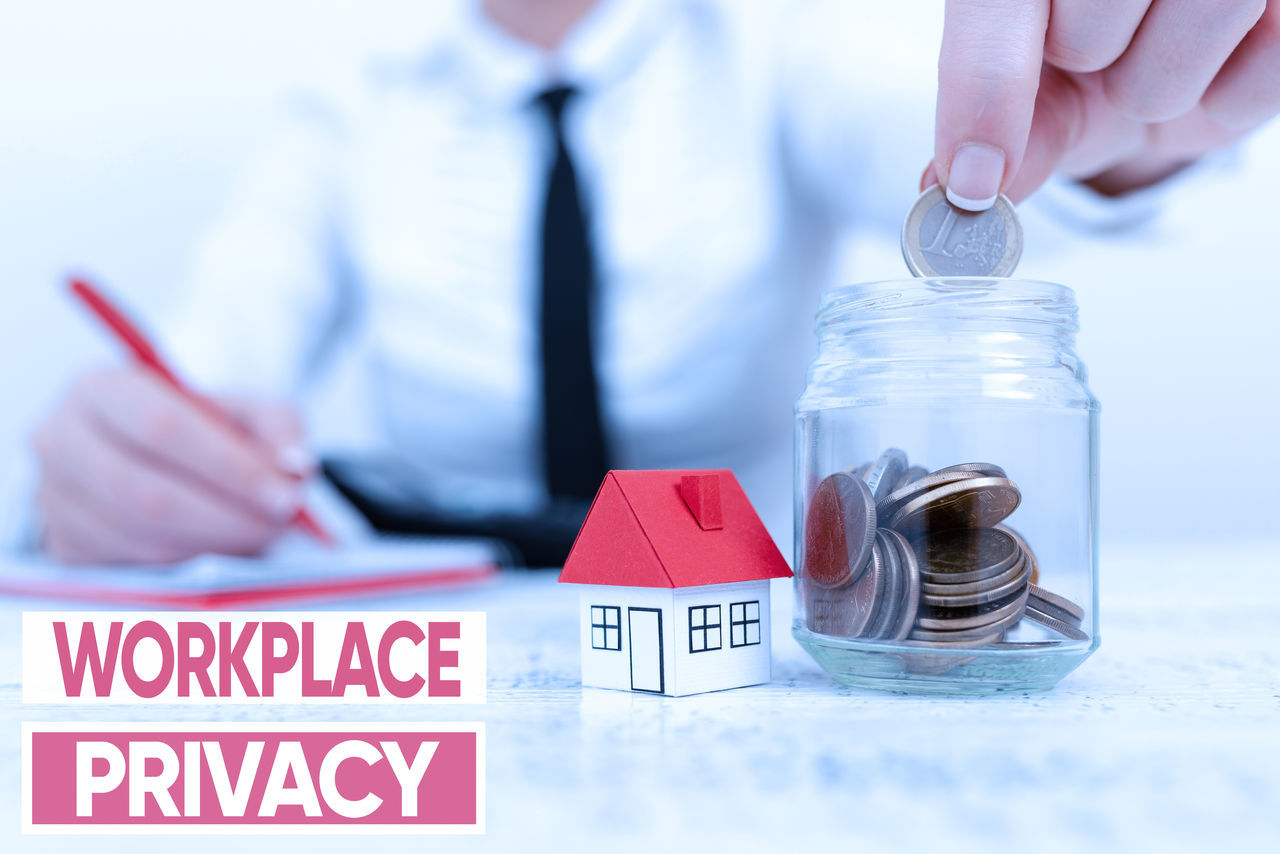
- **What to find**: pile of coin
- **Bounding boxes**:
[801,448,1087,649]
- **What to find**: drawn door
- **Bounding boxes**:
[627,607,664,694]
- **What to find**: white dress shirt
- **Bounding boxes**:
[155,0,1134,545]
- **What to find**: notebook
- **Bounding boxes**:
[0,539,502,608]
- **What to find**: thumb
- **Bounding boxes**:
[935,0,1050,210]
[217,396,314,476]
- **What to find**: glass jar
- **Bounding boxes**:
[793,278,1099,694]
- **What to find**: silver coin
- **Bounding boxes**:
[802,472,877,589]
[889,476,1021,538]
[919,553,1030,607]
[901,184,1023,278]
[875,468,983,519]
[936,462,1007,478]
[863,448,909,503]
[867,529,902,639]
[894,465,929,493]
[882,527,920,641]
[844,462,872,478]
[1024,606,1089,641]
[996,524,1039,587]
[913,586,1029,631]
[1027,584,1085,625]
[915,527,1021,585]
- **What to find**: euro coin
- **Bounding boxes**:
[901,184,1023,278]
[803,471,877,589]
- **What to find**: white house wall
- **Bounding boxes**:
[671,580,772,696]
[577,586,676,693]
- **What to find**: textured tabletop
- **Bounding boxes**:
[2,540,1278,852]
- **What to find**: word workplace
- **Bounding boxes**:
[25,613,485,702]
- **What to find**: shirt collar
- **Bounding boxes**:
[417,0,681,108]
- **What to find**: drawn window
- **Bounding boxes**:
[730,601,761,647]
[688,605,722,653]
[591,606,621,651]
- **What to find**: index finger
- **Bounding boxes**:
[935,0,1051,210]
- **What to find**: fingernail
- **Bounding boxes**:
[945,143,1006,211]
[258,482,303,520]
[277,444,317,476]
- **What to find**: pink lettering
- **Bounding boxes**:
[177,623,215,698]
[378,621,426,699]
[53,621,122,697]
[333,624,379,697]
[260,622,299,697]
[121,621,174,699]
[428,622,461,698]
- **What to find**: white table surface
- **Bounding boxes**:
[2,540,1278,853]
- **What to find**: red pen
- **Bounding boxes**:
[68,276,337,547]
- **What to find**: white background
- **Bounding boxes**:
[2,0,1277,546]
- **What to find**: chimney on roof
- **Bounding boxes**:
[680,473,723,531]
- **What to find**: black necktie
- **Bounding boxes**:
[534,86,610,501]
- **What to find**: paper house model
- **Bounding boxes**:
[559,470,792,696]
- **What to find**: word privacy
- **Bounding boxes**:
[24,724,484,833]
[23,612,485,703]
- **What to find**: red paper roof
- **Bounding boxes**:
[558,470,793,588]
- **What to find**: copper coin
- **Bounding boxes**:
[908,605,1024,641]
[875,468,983,518]
[913,586,1029,631]
[804,539,885,637]
[889,476,1021,538]
[1027,584,1085,625]
[867,529,902,639]
[802,472,877,589]
[894,465,929,492]
[920,550,1028,595]
[896,631,1005,649]
[844,462,872,478]
[864,448,909,503]
[915,527,1021,585]
[996,524,1039,586]
[936,462,1007,478]
[919,553,1030,607]
[1025,606,1089,641]
[881,527,920,641]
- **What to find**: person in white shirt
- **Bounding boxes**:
[28,0,1280,565]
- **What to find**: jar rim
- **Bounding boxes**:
[817,277,1077,328]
